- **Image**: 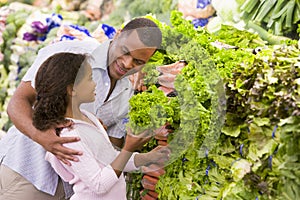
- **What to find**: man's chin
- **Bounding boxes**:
[119,74,127,79]
[122,69,139,78]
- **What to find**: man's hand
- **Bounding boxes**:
[32,126,83,166]
[154,123,174,140]
[129,71,147,92]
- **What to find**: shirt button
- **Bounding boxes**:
[105,82,109,86]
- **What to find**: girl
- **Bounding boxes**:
[32,52,168,200]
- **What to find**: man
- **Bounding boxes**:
[0,18,162,199]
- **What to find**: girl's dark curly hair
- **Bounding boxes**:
[32,52,87,131]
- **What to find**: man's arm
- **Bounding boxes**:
[7,81,82,165]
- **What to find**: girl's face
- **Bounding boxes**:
[73,62,96,104]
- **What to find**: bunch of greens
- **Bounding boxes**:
[275,117,300,200]
[0,9,30,71]
[101,0,176,27]
[240,0,300,39]
[128,85,180,134]
[127,11,226,199]
[214,24,266,48]
[0,8,31,131]
[209,0,295,44]
[219,41,300,199]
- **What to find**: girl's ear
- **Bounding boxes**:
[67,85,75,96]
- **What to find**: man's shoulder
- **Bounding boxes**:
[119,77,133,88]
[39,39,101,54]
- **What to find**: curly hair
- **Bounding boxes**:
[32,52,87,131]
[121,17,162,49]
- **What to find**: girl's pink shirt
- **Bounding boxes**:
[45,110,139,200]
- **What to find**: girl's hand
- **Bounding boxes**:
[123,128,153,152]
[134,145,171,167]
[145,145,171,166]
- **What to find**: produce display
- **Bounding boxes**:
[0,0,300,200]
[125,11,300,199]
[240,0,300,38]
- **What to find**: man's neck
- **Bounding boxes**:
[104,78,117,102]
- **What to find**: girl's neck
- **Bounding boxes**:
[65,105,81,119]
[65,107,96,126]
[65,101,96,126]
[65,104,86,121]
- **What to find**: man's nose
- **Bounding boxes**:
[123,55,134,69]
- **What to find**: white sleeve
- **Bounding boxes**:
[22,40,100,88]
[123,152,140,172]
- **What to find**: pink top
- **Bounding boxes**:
[45,110,139,200]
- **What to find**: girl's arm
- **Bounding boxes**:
[110,131,152,176]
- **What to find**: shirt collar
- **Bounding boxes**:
[65,110,102,129]
[90,39,112,70]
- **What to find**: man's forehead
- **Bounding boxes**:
[118,29,137,42]
[118,31,144,49]
[116,29,156,54]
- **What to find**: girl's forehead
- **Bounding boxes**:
[83,62,92,73]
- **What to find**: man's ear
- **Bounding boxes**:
[67,85,75,96]
[112,29,121,39]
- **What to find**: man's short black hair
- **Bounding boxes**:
[121,17,162,49]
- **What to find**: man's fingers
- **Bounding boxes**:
[58,136,81,144]
[56,120,74,129]
[56,155,72,166]
[55,144,83,156]
[55,150,80,165]
[56,137,83,155]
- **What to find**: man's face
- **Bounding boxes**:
[107,30,156,81]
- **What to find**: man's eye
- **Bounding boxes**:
[122,47,130,55]
[134,60,145,66]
